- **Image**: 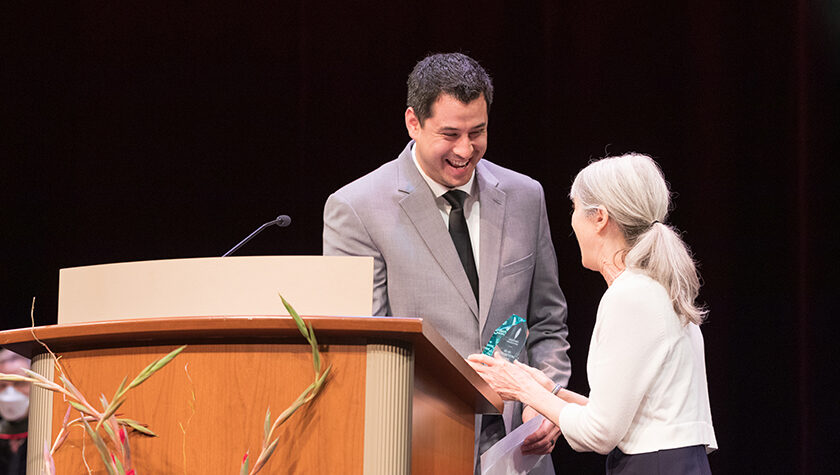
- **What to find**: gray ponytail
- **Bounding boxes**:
[570,153,707,325]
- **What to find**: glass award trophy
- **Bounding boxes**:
[482,314,528,362]
[479,315,546,475]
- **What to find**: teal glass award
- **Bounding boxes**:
[482,314,528,362]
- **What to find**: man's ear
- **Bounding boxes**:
[405,107,421,139]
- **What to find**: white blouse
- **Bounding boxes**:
[557,269,718,455]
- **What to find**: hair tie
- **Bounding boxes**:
[650,220,660,227]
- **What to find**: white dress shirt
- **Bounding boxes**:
[411,144,480,273]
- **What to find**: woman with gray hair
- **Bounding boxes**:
[468,154,717,474]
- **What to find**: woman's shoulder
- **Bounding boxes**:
[607,268,667,300]
[600,269,673,323]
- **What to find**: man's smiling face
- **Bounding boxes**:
[405,93,488,188]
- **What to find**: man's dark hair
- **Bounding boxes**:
[407,52,494,125]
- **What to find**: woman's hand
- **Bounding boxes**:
[468,354,572,447]
[513,360,556,392]
[466,354,546,401]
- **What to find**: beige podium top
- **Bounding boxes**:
[57,256,374,323]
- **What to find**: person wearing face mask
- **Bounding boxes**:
[0,349,30,475]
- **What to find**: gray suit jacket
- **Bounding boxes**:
[323,142,571,469]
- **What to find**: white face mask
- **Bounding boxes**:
[0,386,29,422]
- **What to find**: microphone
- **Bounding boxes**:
[222,214,291,257]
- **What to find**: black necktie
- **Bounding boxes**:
[443,190,479,304]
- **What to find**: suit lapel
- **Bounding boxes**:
[396,144,479,318]
[476,163,505,333]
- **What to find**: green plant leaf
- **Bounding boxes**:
[98,397,127,431]
[320,364,332,384]
[120,425,133,472]
[245,295,331,474]
[58,374,87,403]
[69,401,95,417]
[101,419,117,444]
[268,380,315,432]
[261,437,280,463]
[313,365,331,391]
[18,370,74,401]
[263,408,271,442]
[281,294,309,340]
[51,407,73,453]
[43,439,56,475]
[113,454,125,474]
[19,368,46,380]
[17,370,65,396]
[304,365,331,403]
[127,345,186,390]
[119,419,157,437]
[82,418,117,475]
[112,376,128,403]
[252,437,280,474]
[308,322,320,374]
[0,373,37,383]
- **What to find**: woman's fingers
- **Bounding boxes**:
[514,360,539,374]
[466,360,486,373]
[514,361,553,386]
[467,353,498,366]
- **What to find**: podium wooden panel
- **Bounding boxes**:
[0,316,502,474]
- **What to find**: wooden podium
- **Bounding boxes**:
[0,258,502,474]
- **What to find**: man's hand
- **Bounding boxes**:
[520,405,561,455]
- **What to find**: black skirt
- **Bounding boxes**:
[606,445,711,475]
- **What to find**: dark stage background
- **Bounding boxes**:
[2,2,838,473]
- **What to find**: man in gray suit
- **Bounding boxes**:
[323,53,570,473]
